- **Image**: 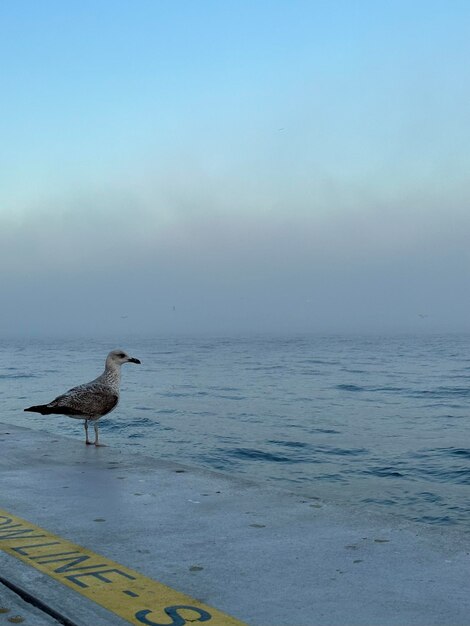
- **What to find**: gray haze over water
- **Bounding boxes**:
[2,200,470,338]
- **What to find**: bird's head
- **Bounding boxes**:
[107,350,141,367]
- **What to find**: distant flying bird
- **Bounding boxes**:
[24,350,141,446]
[418,314,429,319]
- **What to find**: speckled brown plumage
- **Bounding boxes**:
[24,349,141,446]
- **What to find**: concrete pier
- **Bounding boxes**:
[0,580,62,625]
[0,422,469,626]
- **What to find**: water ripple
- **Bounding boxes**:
[335,384,365,392]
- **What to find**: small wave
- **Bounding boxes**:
[299,369,328,376]
[159,391,191,398]
[417,492,443,503]
[423,447,470,459]
[228,447,304,463]
[215,394,246,401]
[101,422,123,432]
[103,417,156,431]
[301,358,338,365]
[268,440,309,449]
[362,497,397,505]
[188,410,217,417]
[289,396,314,403]
[235,413,263,423]
[234,443,365,461]
[371,386,407,393]
[132,417,156,427]
[335,384,364,392]
[365,466,404,478]
[196,452,237,470]
[0,373,36,379]
[247,365,285,371]
[409,386,470,399]
[412,515,457,526]
[433,469,470,484]
[447,448,470,458]
[316,473,348,483]
[311,428,341,434]
[318,445,366,457]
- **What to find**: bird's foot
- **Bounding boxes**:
[85,441,93,445]
[94,443,107,447]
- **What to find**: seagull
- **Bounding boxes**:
[24,350,141,446]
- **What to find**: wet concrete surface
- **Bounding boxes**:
[1,422,470,626]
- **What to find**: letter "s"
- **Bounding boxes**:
[135,604,212,626]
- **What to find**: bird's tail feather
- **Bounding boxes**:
[24,404,83,417]
[24,404,54,415]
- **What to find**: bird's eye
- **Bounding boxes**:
[118,352,126,358]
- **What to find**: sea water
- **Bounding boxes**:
[1,333,469,527]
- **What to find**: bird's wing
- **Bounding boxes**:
[50,383,119,417]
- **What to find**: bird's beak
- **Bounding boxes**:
[128,357,141,364]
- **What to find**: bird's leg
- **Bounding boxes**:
[84,419,92,445]
[94,421,106,447]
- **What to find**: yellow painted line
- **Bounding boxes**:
[0,509,248,626]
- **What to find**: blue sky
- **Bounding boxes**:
[1,1,470,335]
